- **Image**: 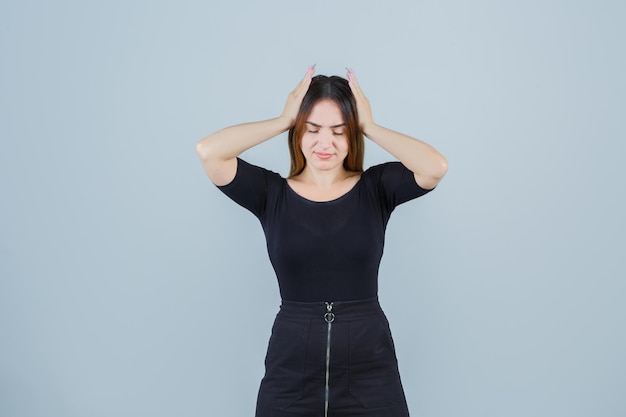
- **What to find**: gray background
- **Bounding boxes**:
[1,0,624,416]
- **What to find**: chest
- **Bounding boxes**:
[262,184,387,248]
[286,176,361,203]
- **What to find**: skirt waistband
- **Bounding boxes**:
[278,297,382,320]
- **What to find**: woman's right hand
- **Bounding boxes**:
[197,66,316,186]
[281,65,316,126]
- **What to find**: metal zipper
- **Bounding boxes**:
[324,302,335,417]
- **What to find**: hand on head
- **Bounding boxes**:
[282,64,317,126]
[345,67,374,130]
[282,65,374,131]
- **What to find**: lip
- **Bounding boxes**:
[314,152,334,159]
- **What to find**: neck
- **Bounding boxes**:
[300,166,350,187]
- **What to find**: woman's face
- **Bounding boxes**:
[300,99,348,172]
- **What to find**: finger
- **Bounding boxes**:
[291,67,314,96]
[297,65,316,90]
[346,67,358,82]
[296,76,313,98]
[303,64,316,82]
[345,67,363,94]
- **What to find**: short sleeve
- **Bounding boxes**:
[216,158,281,218]
[364,162,433,211]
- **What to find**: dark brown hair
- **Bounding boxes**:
[288,75,364,177]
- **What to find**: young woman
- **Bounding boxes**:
[196,66,448,417]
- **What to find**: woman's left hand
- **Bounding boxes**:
[345,67,448,188]
[346,68,375,131]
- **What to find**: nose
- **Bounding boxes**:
[317,128,333,147]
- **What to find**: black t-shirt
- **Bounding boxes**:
[218,158,433,302]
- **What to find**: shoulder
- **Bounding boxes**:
[362,161,410,181]
[218,158,284,190]
[236,158,283,178]
[215,158,285,218]
[361,161,434,206]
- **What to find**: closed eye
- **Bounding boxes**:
[332,131,344,136]
[308,130,319,134]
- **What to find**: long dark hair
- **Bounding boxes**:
[288,75,364,177]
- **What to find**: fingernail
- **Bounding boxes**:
[345,67,353,73]
[308,63,317,70]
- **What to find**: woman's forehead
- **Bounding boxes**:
[306,100,345,126]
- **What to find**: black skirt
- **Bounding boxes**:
[256,297,410,417]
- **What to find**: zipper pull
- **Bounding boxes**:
[324,302,335,323]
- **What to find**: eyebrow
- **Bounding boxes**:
[306,121,346,129]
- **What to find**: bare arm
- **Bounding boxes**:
[347,69,448,190]
[196,66,316,186]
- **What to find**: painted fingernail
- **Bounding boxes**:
[308,63,316,70]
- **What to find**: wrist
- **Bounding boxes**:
[360,121,377,137]
[276,114,295,131]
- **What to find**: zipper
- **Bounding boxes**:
[324,302,335,417]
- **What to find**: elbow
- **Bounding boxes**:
[195,138,215,162]
[420,156,448,189]
[427,154,448,182]
[437,156,449,180]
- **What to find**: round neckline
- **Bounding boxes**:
[284,175,363,204]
